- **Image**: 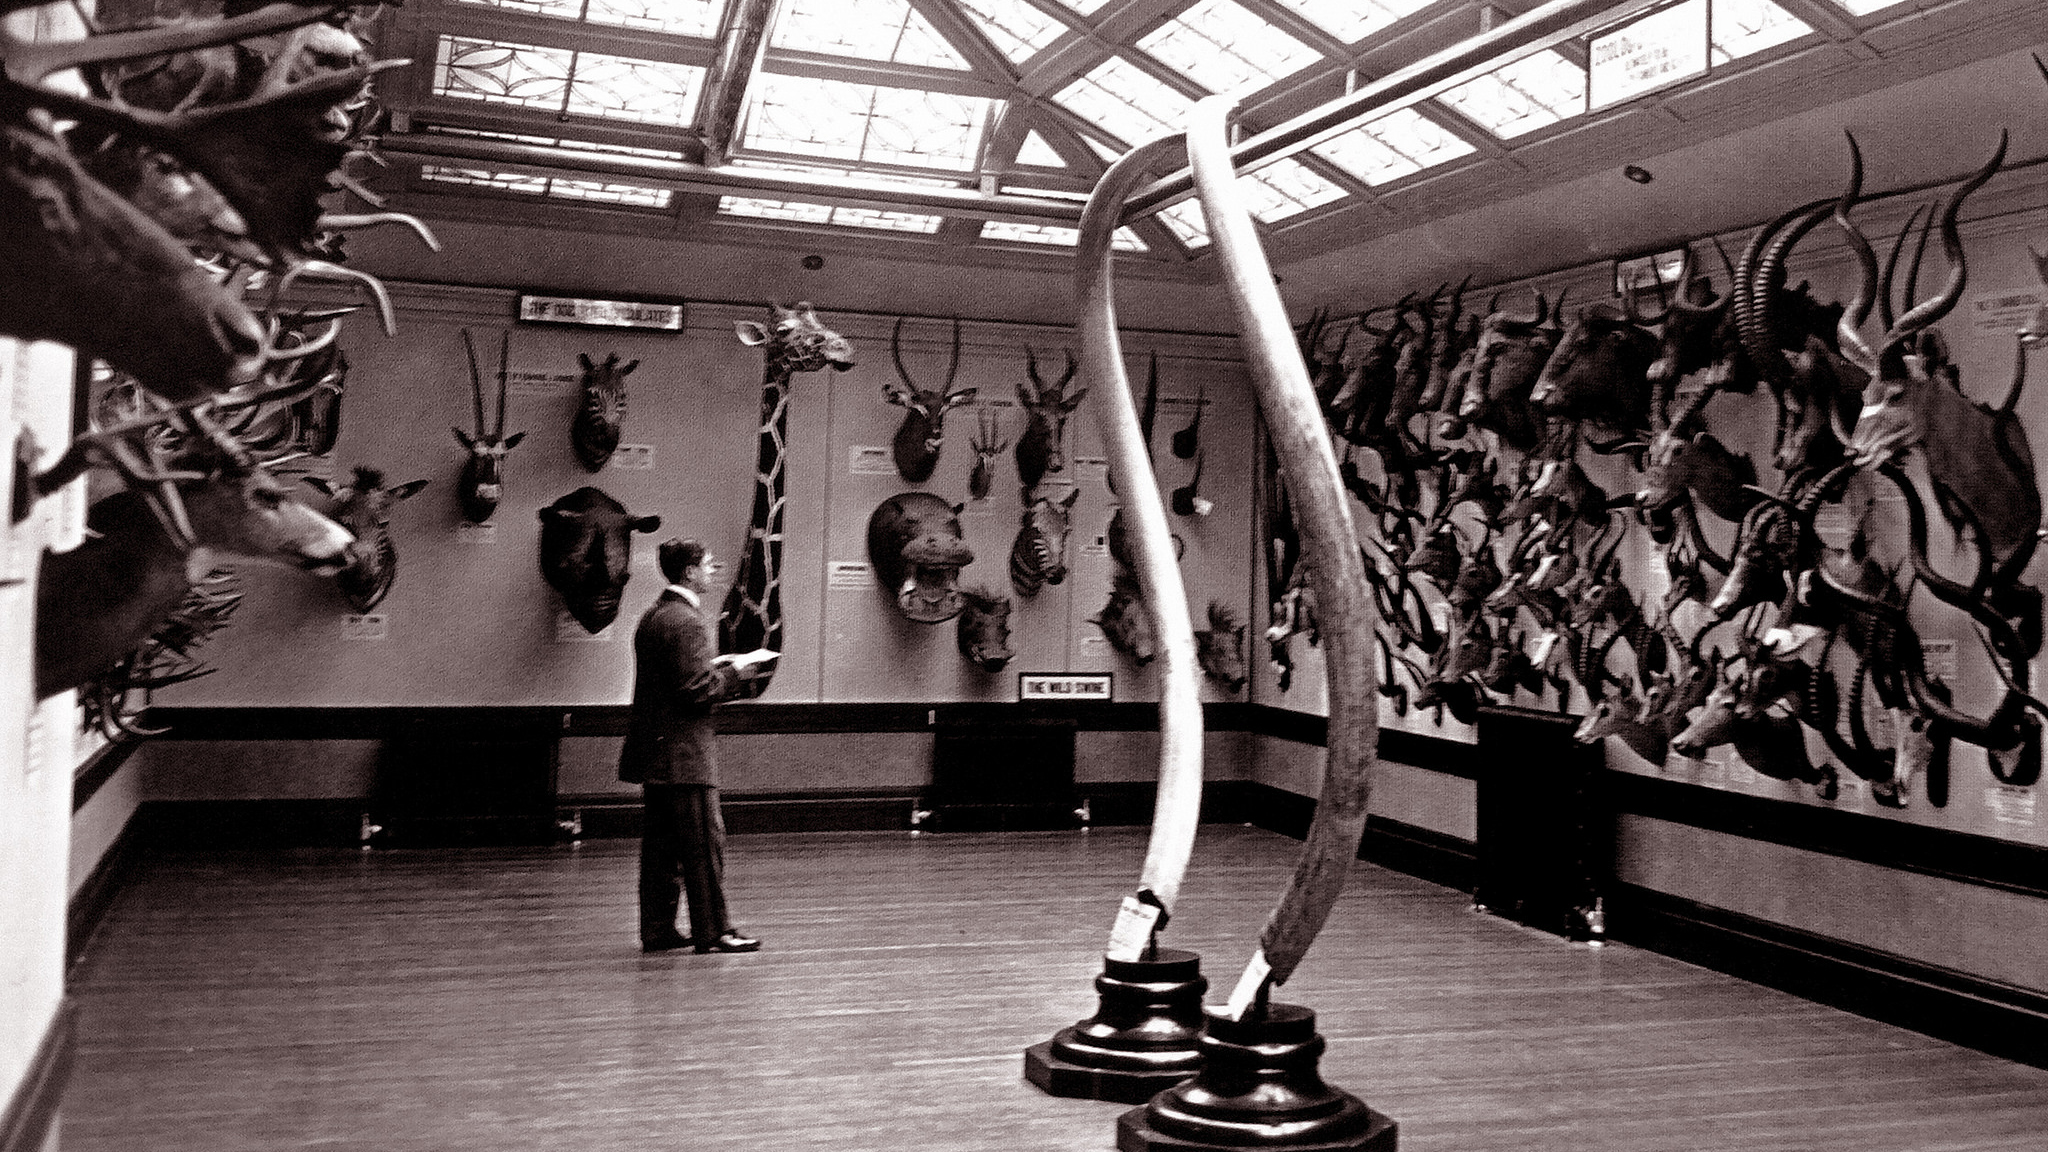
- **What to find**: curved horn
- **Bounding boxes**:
[1874,130,2007,354]
[273,260,397,337]
[314,212,443,252]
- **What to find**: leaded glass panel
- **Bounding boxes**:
[454,0,725,37]
[1154,199,1210,248]
[719,195,836,223]
[1271,0,1435,45]
[1436,50,1586,138]
[1710,0,1811,63]
[1015,131,1066,167]
[1238,156,1348,223]
[979,220,1146,250]
[434,36,574,112]
[771,0,970,70]
[956,0,1071,63]
[742,74,992,171]
[1138,0,1323,97]
[1053,56,1194,147]
[1829,0,1909,13]
[561,50,705,125]
[549,178,673,207]
[1310,107,1475,185]
[1046,0,1114,15]
[422,163,550,195]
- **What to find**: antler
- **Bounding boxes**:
[0,2,358,86]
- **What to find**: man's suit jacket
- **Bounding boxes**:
[619,589,745,786]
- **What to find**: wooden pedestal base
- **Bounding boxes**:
[1116,1003,1397,1151]
[1024,948,1208,1103]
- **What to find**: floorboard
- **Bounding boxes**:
[60,825,2048,1151]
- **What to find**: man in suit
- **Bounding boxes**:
[620,538,775,954]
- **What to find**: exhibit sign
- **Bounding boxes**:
[1019,672,1112,701]
[1589,0,1705,109]
[517,293,684,331]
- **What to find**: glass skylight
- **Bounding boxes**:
[1710,0,1812,63]
[741,73,994,170]
[1046,0,1114,15]
[425,124,687,159]
[1053,56,1195,147]
[433,36,705,126]
[770,0,971,70]
[1436,50,1586,138]
[979,221,1147,250]
[1153,199,1210,249]
[1137,0,1323,98]
[1830,0,1911,13]
[454,0,727,37]
[956,0,1072,63]
[1310,107,1476,185]
[1270,0,1435,45]
[719,196,944,233]
[1015,131,1066,167]
[421,163,673,208]
[1237,156,1348,223]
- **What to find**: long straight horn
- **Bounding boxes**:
[496,330,511,437]
[944,316,963,390]
[462,328,485,435]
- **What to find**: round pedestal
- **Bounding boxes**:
[1116,1003,1398,1151]
[1024,948,1208,1103]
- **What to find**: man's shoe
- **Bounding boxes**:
[696,930,761,953]
[641,932,693,953]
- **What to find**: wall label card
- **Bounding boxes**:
[828,560,871,588]
[1969,288,2045,335]
[1985,784,2037,827]
[456,522,497,545]
[1020,672,1112,701]
[507,369,578,396]
[849,445,894,475]
[341,614,388,641]
[1104,895,1161,963]
[611,444,655,470]
[1922,639,1957,682]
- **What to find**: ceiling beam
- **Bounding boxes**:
[696,0,777,166]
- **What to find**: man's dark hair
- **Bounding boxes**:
[659,538,708,583]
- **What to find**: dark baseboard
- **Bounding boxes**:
[1609,882,2048,1070]
[68,813,148,970]
[1235,780,1477,893]
[0,999,74,1152]
[71,735,144,814]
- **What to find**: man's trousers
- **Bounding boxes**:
[639,782,730,943]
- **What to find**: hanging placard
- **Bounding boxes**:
[518,293,684,331]
[849,445,894,475]
[1589,0,1706,109]
[828,560,871,588]
[1020,672,1113,701]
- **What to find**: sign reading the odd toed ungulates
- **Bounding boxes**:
[517,294,684,331]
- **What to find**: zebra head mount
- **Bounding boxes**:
[572,352,635,472]
[453,329,527,523]
[1009,486,1079,597]
[304,465,428,613]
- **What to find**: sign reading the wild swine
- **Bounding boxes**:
[1019,673,1112,701]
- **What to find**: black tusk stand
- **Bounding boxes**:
[1115,1001,1398,1152]
[1025,947,1209,1103]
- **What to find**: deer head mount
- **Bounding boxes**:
[572,352,635,472]
[453,328,527,524]
[34,410,353,699]
[1016,346,1087,490]
[956,586,1015,673]
[885,317,976,483]
[538,487,662,634]
[305,464,428,613]
[867,491,975,624]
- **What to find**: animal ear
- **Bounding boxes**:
[579,353,594,371]
[502,431,527,449]
[303,476,334,496]
[734,320,771,346]
[391,480,430,500]
[952,502,966,516]
[948,387,978,406]
[1059,488,1079,510]
[622,359,639,375]
[882,385,911,407]
[539,507,564,523]
[453,427,475,449]
[1064,389,1090,410]
[633,515,662,533]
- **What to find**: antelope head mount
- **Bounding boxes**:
[968,404,1008,501]
[885,317,976,483]
[1016,346,1087,489]
[453,328,527,523]
[304,464,428,613]
[572,352,635,472]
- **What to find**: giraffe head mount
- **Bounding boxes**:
[885,316,977,483]
[453,328,527,523]
[867,491,975,624]
[734,301,856,376]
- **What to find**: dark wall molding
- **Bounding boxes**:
[0,998,74,1152]
[71,734,144,814]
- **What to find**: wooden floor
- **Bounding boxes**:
[62,825,2048,1152]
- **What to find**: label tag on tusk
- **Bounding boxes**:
[1221,950,1273,1021]
[1105,895,1161,962]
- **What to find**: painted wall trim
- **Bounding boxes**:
[72,735,143,814]
[0,999,74,1152]
[1609,882,2048,1070]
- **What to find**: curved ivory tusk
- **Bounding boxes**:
[1187,95,1381,1009]
[316,212,444,253]
[276,261,397,337]
[1077,131,1206,958]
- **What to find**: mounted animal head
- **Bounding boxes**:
[1622,243,1736,392]
[867,491,975,623]
[304,464,427,612]
[968,404,1008,500]
[1709,467,1848,619]
[218,309,354,458]
[1093,570,1157,664]
[734,300,858,375]
[1016,346,1087,488]
[1196,601,1249,694]
[572,351,635,472]
[1529,301,1657,432]
[1009,486,1079,597]
[1449,289,1562,449]
[34,411,354,698]
[452,328,527,523]
[884,317,977,483]
[1575,679,1668,765]
[956,585,1015,672]
[1667,659,1750,759]
[537,486,661,634]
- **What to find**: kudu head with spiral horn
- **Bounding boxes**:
[453,328,527,524]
